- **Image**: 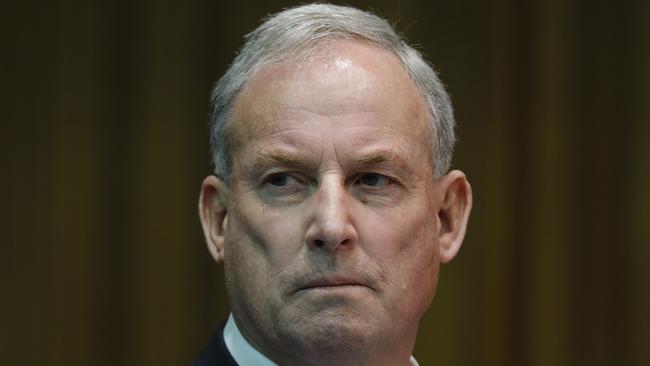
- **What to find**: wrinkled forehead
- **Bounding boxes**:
[228,39,431,152]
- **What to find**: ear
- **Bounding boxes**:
[436,170,472,263]
[199,175,230,263]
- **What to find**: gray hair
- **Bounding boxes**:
[209,3,455,180]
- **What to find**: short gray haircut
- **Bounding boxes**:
[209,3,455,180]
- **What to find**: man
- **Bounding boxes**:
[196,3,472,365]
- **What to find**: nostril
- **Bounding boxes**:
[312,238,350,249]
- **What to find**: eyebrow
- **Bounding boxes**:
[248,149,311,169]
[247,148,417,177]
[355,150,399,165]
[355,149,420,180]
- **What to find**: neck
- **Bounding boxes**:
[232,315,417,366]
[275,349,415,366]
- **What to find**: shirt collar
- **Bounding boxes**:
[223,314,277,366]
[223,313,419,366]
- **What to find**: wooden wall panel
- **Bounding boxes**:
[3,0,648,365]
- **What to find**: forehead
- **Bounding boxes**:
[229,39,431,160]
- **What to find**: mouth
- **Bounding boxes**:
[296,276,373,293]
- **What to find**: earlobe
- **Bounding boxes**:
[199,175,230,264]
[437,170,472,263]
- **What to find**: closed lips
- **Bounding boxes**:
[297,277,372,292]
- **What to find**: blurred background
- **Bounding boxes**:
[2,0,649,365]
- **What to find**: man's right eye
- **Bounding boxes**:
[260,172,307,197]
[264,173,295,186]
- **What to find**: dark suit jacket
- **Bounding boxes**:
[193,321,238,366]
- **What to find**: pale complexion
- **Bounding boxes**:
[200,40,472,366]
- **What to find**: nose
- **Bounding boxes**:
[304,175,358,251]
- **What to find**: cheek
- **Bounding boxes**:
[223,201,303,318]
[361,205,438,261]
[360,206,440,304]
[226,196,307,270]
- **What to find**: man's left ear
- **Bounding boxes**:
[436,170,472,263]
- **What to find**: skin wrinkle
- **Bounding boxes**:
[229,40,430,169]
[239,129,424,188]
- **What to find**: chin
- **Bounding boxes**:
[279,308,379,357]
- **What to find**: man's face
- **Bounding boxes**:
[201,40,470,363]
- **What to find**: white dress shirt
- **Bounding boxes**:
[223,314,419,366]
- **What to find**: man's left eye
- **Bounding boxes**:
[356,173,393,187]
